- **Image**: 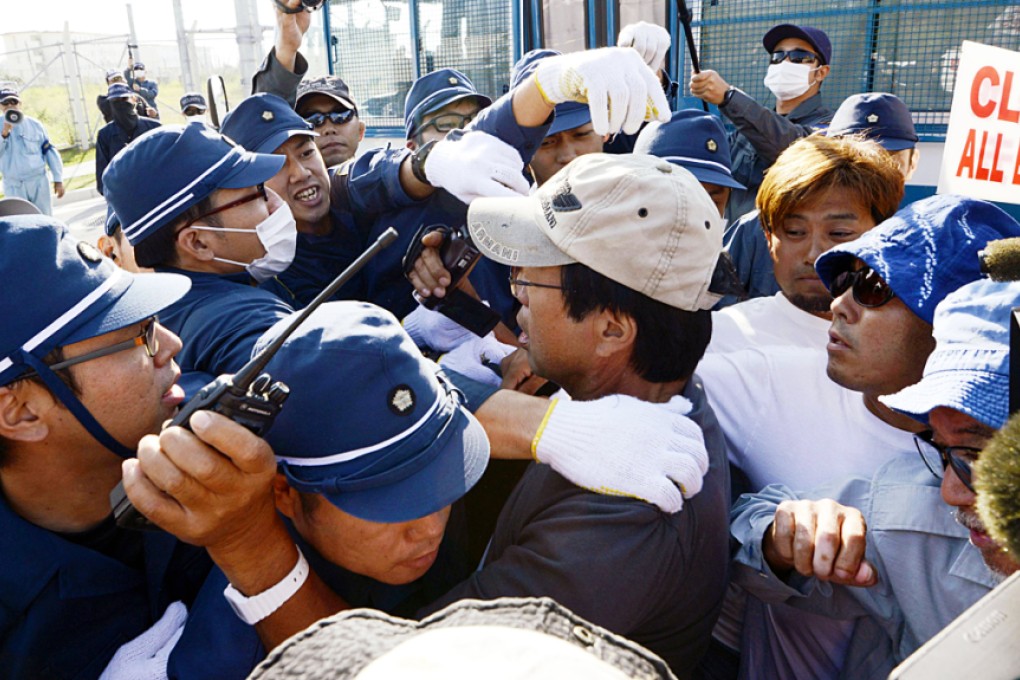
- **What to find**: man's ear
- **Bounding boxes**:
[97,235,117,261]
[0,383,54,443]
[272,472,300,518]
[176,227,216,262]
[815,64,831,85]
[592,308,636,359]
[358,121,366,141]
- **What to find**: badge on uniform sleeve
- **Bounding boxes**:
[866,113,879,124]
[77,242,103,263]
[389,385,416,415]
[706,139,718,153]
[262,111,274,122]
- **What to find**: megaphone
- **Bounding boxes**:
[4,109,23,125]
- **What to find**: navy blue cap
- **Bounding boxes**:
[509,49,592,136]
[827,93,918,151]
[763,24,832,65]
[404,69,491,139]
[105,68,124,83]
[133,62,145,70]
[221,93,317,154]
[107,83,134,100]
[296,75,358,115]
[256,301,489,523]
[180,92,207,112]
[0,87,20,103]
[633,109,745,190]
[0,197,40,217]
[104,124,285,246]
[816,195,1020,324]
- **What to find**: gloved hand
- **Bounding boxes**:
[99,602,187,680]
[403,304,475,352]
[439,332,517,387]
[532,46,671,135]
[425,129,530,204]
[533,394,709,513]
[617,21,671,72]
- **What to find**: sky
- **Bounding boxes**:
[3,0,275,42]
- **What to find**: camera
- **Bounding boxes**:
[4,109,22,125]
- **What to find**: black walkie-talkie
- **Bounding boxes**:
[110,227,399,530]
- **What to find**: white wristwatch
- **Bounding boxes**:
[223,547,310,625]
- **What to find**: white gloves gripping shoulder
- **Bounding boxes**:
[439,332,517,387]
[99,601,188,680]
[532,47,670,135]
[533,393,709,513]
[424,128,530,204]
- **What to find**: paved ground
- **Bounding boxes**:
[55,193,107,244]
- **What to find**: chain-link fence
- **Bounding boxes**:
[326,0,514,132]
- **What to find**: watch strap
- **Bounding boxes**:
[410,139,437,185]
[223,547,309,625]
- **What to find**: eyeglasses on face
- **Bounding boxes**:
[419,112,474,135]
[830,266,896,308]
[508,274,565,300]
[305,110,356,128]
[25,317,160,379]
[182,183,268,230]
[769,49,820,65]
[914,430,979,493]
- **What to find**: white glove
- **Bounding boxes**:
[424,129,530,204]
[617,21,671,73]
[533,394,709,513]
[532,46,671,136]
[99,602,187,680]
[403,304,475,353]
[439,332,517,387]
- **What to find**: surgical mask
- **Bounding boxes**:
[763,62,817,101]
[192,204,297,283]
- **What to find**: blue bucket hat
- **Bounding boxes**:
[827,93,918,152]
[103,124,285,246]
[816,195,1020,324]
[510,49,592,136]
[0,216,190,455]
[256,301,489,523]
[404,68,491,139]
[220,93,316,154]
[180,92,207,112]
[880,279,1019,429]
[106,83,134,100]
[763,24,832,65]
[633,109,745,190]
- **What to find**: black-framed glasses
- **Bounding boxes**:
[182,183,267,230]
[830,267,896,308]
[914,430,979,493]
[305,110,356,128]
[769,49,820,65]
[419,112,474,135]
[508,275,565,300]
[21,317,160,380]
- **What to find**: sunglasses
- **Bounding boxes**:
[418,112,474,135]
[181,183,268,230]
[830,267,896,308]
[305,110,356,128]
[914,430,979,493]
[769,49,820,65]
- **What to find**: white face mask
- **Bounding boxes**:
[763,62,817,101]
[191,203,297,283]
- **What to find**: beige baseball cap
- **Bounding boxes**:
[467,153,740,311]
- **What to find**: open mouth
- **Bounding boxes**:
[294,186,320,203]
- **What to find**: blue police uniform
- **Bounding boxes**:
[335,93,549,326]
[721,90,831,223]
[95,116,161,195]
[0,495,262,679]
[0,115,63,215]
[157,268,294,396]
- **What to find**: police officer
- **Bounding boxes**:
[0,87,64,215]
[691,24,834,222]
[126,59,159,117]
[0,216,260,678]
[295,76,365,166]
[221,93,366,308]
[102,123,296,396]
[95,83,160,195]
[180,92,209,121]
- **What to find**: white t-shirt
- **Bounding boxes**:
[709,292,832,354]
[697,346,919,679]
